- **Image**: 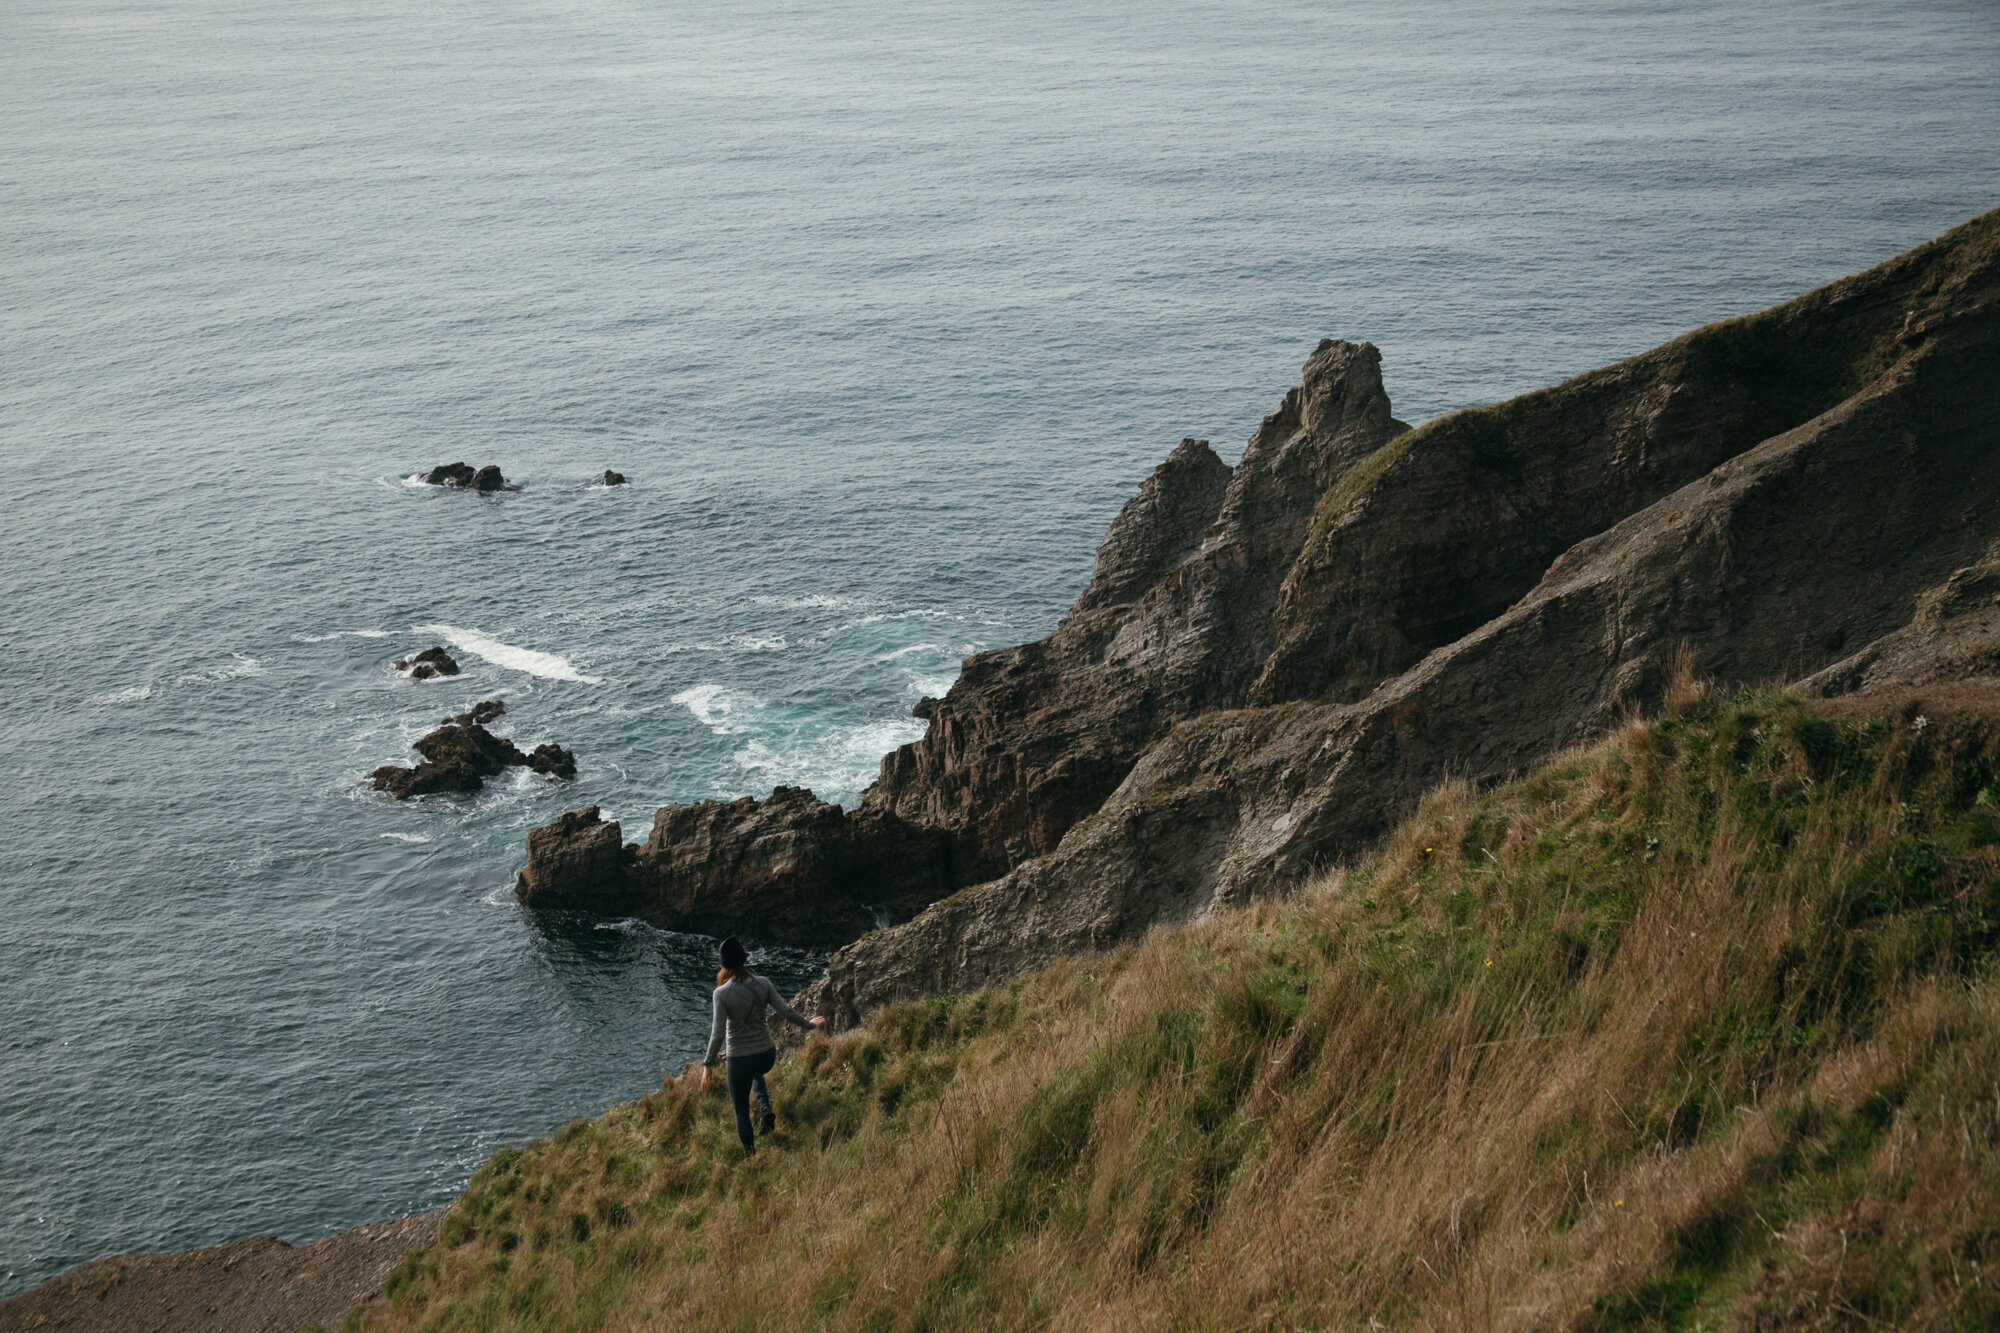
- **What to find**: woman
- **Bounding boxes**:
[698,936,825,1157]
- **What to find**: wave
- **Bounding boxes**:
[748,593,873,611]
[413,624,601,683]
[908,672,958,699]
[672,683,928,802]
[671,683,759,734]
[379,831,431,844]
[101,684,154,703]
[733,717,927,798]
[879,641,950,661]
[673,633,790,654]
[295,630,391,643]
[175,653,266,684]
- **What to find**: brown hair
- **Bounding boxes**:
[716,965,753,986]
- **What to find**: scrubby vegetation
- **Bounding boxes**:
[358,682,2000,1331]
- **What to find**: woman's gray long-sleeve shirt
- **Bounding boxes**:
[704,974,812,1064]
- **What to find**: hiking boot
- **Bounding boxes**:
[758,1107,776,1137]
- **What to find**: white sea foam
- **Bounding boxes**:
[176,653,266,684]
[673,683,928,801]
[102,684,154,703]
[295,630,391,643]
[380,831,431,844]
[672,683,760,734]
[676,633,791,654]
[733,716,927,797]
[909,673,958,699]
[749,593,871,611]
[880,641,949,661]
[413,624,600,683]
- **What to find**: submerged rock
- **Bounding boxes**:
[393,646,459,680]
[602,470,627,486]
[369,700,576,799]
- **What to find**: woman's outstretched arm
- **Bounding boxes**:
[763,976,822,1030]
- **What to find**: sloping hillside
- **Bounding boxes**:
[356,678,2000,1331]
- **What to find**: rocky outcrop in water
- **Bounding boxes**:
[602,470,627,486]
[422,462,507,492]
[517,807,635,912]
[394,646,460,680]
[527,743,577,779]
[370,700,576,799]
[516,790,952,945]
[522,208,2000,1019]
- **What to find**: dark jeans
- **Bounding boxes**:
[725,1048,777,1153]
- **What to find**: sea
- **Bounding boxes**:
[4,0,1998,1297]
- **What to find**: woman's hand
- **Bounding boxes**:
[810,1015,827,1028]
[698,1065,711,1091]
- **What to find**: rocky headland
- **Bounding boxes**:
[517,207,2000,1028]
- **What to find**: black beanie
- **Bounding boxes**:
[719,936,748,970]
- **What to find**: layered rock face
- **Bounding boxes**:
[871,339,1407,881]
[520,208,2000,992]
[801,208,2000,1022]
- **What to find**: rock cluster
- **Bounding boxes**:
[520,208,2000,1018]
[602,470,627,486]
[392,646,459,680]
[517,787,951,940]
[423,462,507,492]
[370,700,575,799]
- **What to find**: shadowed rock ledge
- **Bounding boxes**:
[520,207,2000,1020]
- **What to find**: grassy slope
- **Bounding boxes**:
[356,683,2000,1332]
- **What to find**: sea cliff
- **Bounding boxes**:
[521,206,2000,1029]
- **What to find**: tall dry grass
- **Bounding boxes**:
[354,688,2000,1332]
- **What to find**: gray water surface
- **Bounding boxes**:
[3,0,1997,1295]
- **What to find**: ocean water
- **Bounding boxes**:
[3,0,1998,1296]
